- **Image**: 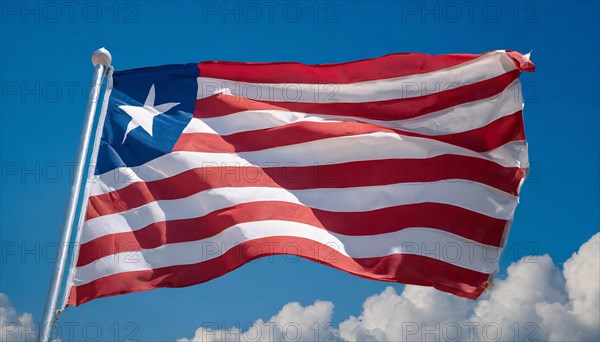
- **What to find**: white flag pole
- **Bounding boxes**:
[39,48,112,342]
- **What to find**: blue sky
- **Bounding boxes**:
[1,1,598,341]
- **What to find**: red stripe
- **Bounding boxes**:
[195,70,520,121]
[176,111,524,154]
[506,50,535,72]
[78,200,508,267]
[67,236,490,306]
[198,53,483,84]
[436,111,524,152]
[86,155,524,220]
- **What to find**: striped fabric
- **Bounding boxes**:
[63,50,534,307]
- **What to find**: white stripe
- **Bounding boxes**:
[89,133,528,196]
[82,180,517,244]
[73,222,501,286]
[197,51,517,102]
[187,79,523,137]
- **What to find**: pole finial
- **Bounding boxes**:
[92,47,112,67]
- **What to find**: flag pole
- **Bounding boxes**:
[39,47,112,342]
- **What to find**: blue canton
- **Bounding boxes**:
[94,63,198,175]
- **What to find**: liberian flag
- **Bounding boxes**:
[63,50,534,307]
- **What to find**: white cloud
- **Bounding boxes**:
[0,293,36,342]
[180,233,600,342]
[177,300,338,342]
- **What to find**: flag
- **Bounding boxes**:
[63,50,535,307]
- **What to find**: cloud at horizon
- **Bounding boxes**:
[179,232,599,342]
[0,293,36,342]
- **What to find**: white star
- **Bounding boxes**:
[118,84,179,144]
